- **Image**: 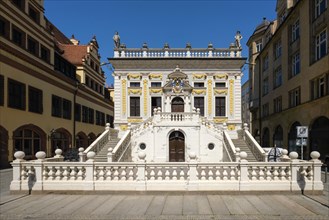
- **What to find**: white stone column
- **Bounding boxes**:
[234,75,242,125]
[310,151,324,191]
[84,151,95,191]
[10,151,25,191]
[114,75,122,129]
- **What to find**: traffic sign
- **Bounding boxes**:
[296,138,307,146]
[296,126,308,138]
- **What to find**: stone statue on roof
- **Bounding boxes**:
[235,31,242,48]
[113,31,120,48]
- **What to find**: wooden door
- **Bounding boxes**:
[169,131,185,162]
[171,97,184,112]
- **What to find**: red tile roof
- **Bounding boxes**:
[58,44,88,65]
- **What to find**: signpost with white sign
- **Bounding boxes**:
[296,126,308,160]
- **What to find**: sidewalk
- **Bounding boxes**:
[1,168,328,220]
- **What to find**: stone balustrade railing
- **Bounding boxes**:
[83,123,112,155]
[223,125,237,162]
[111,130,132,162]
[242,123,266,161]
[11,151,323,192]
[114,48,242,58]
[131,117,153,136]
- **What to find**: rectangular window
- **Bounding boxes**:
[215,82,226,88]
[311,75,328,99]
[291,19,300,42]
[28,5,39,23]
[51,95,62,117]
[215,97,226,116]
[262,103,269,117]
[12,0,25,10]
[101,112,105,126]
[27,37,39,56]
[96,111,101,125]
[0,16,10,39]
[82,106,88,123]
[315,0,327,18]
[256,40,262,52]
[274,67,282,88]
[130,97,140,117]
[88,108,94,124]
[130,82,140,87]
[28,86,42,114]
[40,45,50,63]
[12,26,25,48]
[75,103,81,122]
[273,96,282,113]
[291,52,300,77]
[316,29,327,61]
[0,75,4,106]
[62,99,71,119]
[263,54,269,71]
[262,77,269,95]
[274,40,282,59]
[194,82,204,87]
[194,97,204,116]
[289,87,301,107]
[151,97,162,115]
[8,78,25,110]
[151,82,161,87]
[106,114,114,128]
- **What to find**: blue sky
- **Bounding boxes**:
[44,0,277,86]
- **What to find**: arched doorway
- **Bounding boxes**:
[288,121,301,154]
[310,116,329,162]
[262,127,270,147]
[50,128,71,156]
[273,125,283,148]
[171,97,184,112]
[76,132,88,149]
[0,126,9,168]
[169,131,185,162]
[13,124,46,160]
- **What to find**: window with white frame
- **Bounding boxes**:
[311,75,328,99]
[315,0,327,18]
[256,40,262,53]
[274,67,282,88]
[316,29,327,61]
[274,40,282,59]
[291,52,300,77]
[289,87,301,107]
[273,96,282,113]
[292,19,300,42]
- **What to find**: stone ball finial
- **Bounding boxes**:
[235,147,241,153]
[310,151,320,160]
[35,151,46,160]
[138,151,146,161]
[188,152,196,160]
[289,151,299,160]
[108,147,113,153]
[78,147,84,153]
[87,151,96,159]
[55,149,63,156]
[14,151,25,160]
[281,149,288,156]
[240,151,248,160]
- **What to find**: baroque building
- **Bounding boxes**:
[247,0,329,161]
[109,33,247,162]
[0,0,114,168]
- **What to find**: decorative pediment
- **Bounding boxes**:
[127,73,142,80]
[149,73,162,80]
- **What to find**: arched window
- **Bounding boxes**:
[13,125,46,160]
[0,126,9,168]
[76,132,87,149]
[51,128,71,155]
[310,116,329,162]
[88,133,96,146]
[288,121,301,154]
[273,125,283,148]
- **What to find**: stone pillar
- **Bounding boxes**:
[136,152,146,191]
[107,148,113,162]
[310,151,324,191]
[84,151,95,191]
[239,151,249,190]
[289,152,300,191]
[33,151,47,192]
[10,151,25,191]
[187,152,198,190]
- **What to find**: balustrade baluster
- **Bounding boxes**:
[200,167,206,180]
[179,167,185,180]
[43,166,48,180]
[149,166,155,180]
[70,166,77,180]
[208,167,214,180]
[55,166,62,180]
[98,166,105,180]
[222,166,228,180]
[215,167,221,180]
[157,167,163,180]
[230,166,236,180]
[251,166,257,180]
[172,167,177,180]
[113,167,119,180]
[164,167,170,180]
[120,167,127,181]
[62,166,69,180]
[273,166,279,180]
[265,166,272,180]
[258,166,265,180]
[77,166,83,180]
[128,167,134,180]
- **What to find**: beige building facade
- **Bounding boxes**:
[0,0,114,168]
[247,0,329,161]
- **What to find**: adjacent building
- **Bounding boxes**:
[0,0,114,168]
[247,0,329,160]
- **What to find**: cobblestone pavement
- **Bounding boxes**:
[1,168,328,220]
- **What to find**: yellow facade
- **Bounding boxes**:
[247,0,329,161]
[0,0,113,168]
